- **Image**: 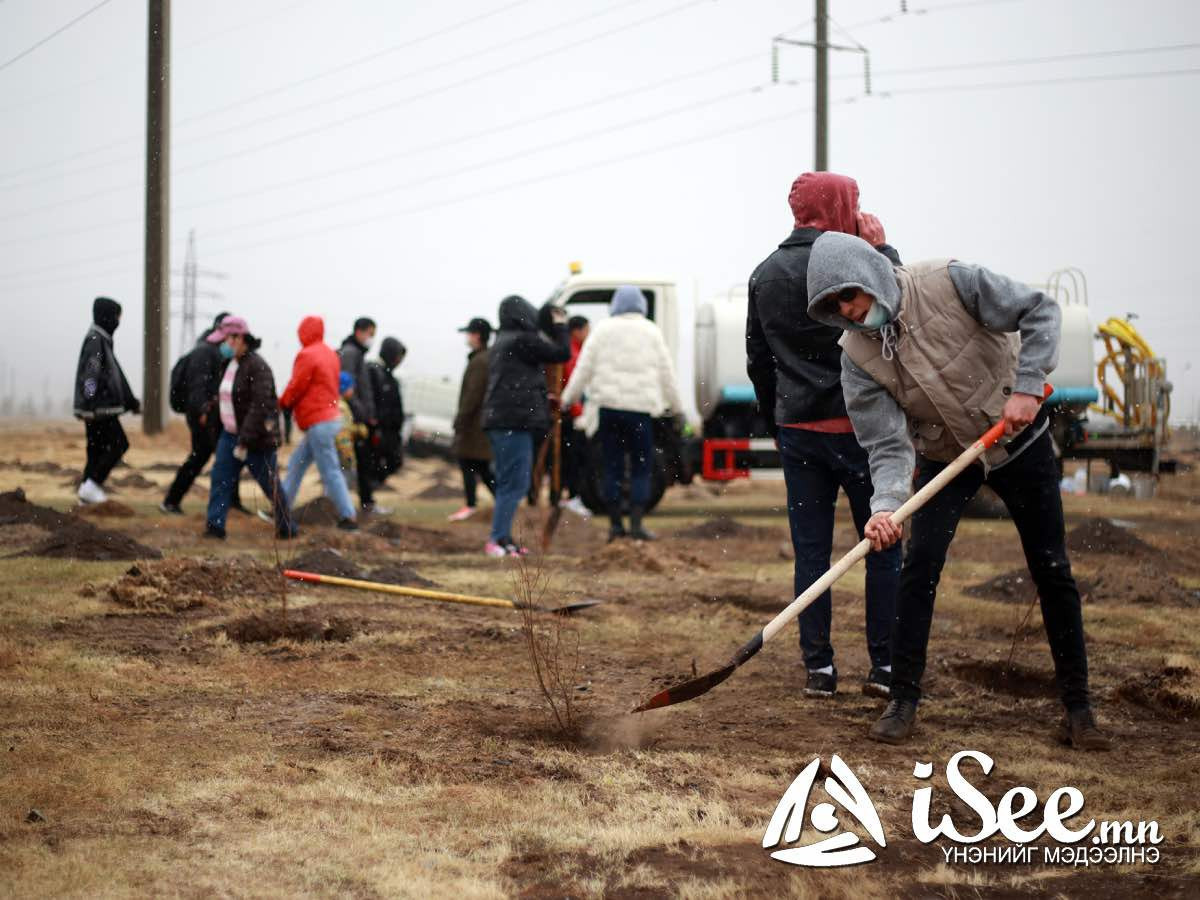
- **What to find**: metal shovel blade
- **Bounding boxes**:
[632,661,738,712]
[513,597,603,616]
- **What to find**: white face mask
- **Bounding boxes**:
[862,300,889,329]
[361,338,373,351]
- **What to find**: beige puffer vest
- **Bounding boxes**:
[841,260,1020,466]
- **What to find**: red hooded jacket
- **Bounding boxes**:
[788,171,859,234]
[278,316,341,430]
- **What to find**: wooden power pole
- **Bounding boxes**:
[814,0,828,171]
[143,0,170,434]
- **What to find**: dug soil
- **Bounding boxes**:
[220,612,361,644]
[1067,517,1158,556]
[0,488,160,561]
[286,547,365,579]
[671,515,783,542]
[102,557,286,613]
[581,540,709,575]
[968,562,1196,607]
[76,500,137,518]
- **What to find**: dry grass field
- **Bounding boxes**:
[1,419,1198,897]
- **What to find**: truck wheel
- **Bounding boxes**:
[578,439,667,515]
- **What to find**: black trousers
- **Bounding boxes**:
[559,414,586,499]
[165,412,215,506]
[83,416,128,486]
[354,439,375,506]
[460,458,496,508]
[890,429,1090,710]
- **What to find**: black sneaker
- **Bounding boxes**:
[629,527,657,542]
[608,523,627,543]
[159,501,183,515]
[863,667,891,699]
[869,698,919,744]
[336,518,359,532]
[1056,707,1112,752]
[203,524,226,540]
[804,668,838,698]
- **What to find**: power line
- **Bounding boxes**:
[0,0,115,74]
[870,65,1200,97]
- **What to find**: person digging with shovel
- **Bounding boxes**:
[806,231,1110,751]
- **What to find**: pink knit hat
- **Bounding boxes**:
[206,315,248,343]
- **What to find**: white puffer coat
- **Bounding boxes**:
[561,313,683,436]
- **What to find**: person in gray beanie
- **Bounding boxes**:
[806,230,1108,751]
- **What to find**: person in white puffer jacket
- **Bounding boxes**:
[561,285,682,541]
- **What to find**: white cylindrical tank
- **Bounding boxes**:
[695,286,753,419]
[1055,298,1094,392]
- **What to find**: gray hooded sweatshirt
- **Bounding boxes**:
[805,231,1059,513]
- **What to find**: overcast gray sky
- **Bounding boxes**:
[2,0,1197,423]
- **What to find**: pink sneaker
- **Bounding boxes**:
[484,540,508,558]
[448,506,477,522]
[503,540,529,557]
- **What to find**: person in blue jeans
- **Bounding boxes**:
[746,172,902,698]
[280,417,356,527]
[204,322,295,540]
[481,295,570,557]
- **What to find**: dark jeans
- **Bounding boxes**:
[891,430,1090,710]
[487,429,533,544]
[779,428,901,671]
[164,411,242,508]
[206,431,293,535]
[459,457,496,508]
[83,416,128,486]
[598,408,653,512]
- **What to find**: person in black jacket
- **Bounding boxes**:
[481,296,570,557]
[204,320,294,540]
[746,172,902,701]
[73,296,139,504]
[339,317,378,511]
[161,312,244,515]
[365,336,407,506]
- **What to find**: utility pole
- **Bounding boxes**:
[143,0,170,434]
[172,229,228,357]
[814,0,828,171]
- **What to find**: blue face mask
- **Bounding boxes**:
[219,342,234,360]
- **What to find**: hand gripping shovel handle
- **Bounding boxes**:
[633,386,1050,712]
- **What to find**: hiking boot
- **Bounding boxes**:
[862,667,891,699]
[1056,707,1112,752]
[869,698,919,744]
[159,501,183,515]
[203,524,226,540]
[484,540,508,558]
[336,518,359,532]
[77,478,107,505]
[804,668,838,698]
[447,506,477,522]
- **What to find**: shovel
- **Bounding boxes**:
[283,569,601,615]
[633,389,1050,712]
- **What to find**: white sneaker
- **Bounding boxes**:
[564,496,592,518]
[77,479,107,504]
[448,506,477,522]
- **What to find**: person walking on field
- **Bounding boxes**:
[561,285,682,542]
[204,319,294,540]
[73,296,139,505]
[559,315,591,518]
[279,315,358,531]
[805,230,1109,750]
[162,312,247,515]
[339,317,379,513]
[746,172,903,701]
[482,297,570,557]
[365,337,407,508]
[449,318,495,523]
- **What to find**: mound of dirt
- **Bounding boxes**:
[287,547,365,578]
[76,500,136,518]
[968,562,1195,607]
[0,459,80,477]
[672,515,781,542]
[1118,665,1200,719]
[106,557,284,612]
[371,563,436,588]
[581,540,708,575]
[950,659,1057,699]
[221,613,359,644]
[1067,518,1157,556]
[414,479,463,500]
[0,488,160,561]
[108,472,159,490]
[291,496,342,527]
[368,520,477,553]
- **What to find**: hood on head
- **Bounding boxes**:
[498,295,538,331]
[788,172,859,234]
[298,315,324,346]
[380,336,406,368]
[610,285,647,317]
[93,296,122,334]
[806,232,901,330]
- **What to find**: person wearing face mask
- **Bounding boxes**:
[162,313,247,515]
[73,296,140,504]
[806,231,1108,751]
[746,172,903,702]
[204,319,294,540]
[449,318,496,522]
[339,316,379,513]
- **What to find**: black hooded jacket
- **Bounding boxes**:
[746,228,901,430]
[74,297,138,420]
[482,296,570,432]
[366,338,406,429]
[180,315,231,418]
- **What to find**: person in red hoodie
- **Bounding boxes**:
[279,315,358,530]
[558,315,591,517]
